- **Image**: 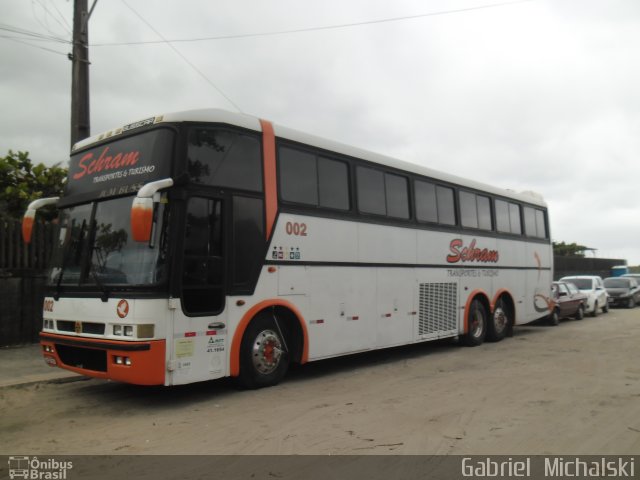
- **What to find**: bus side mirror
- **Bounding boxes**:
[22,197,60,244]
[131,178,174,243]
[131,197,154,242]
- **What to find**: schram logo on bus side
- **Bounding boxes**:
[447,238,499,264]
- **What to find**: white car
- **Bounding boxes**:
[559,275,609,317]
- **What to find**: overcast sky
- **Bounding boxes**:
[2,0,639,264]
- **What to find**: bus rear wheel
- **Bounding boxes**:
[237,313,289,389]
[463,299,487,347]
[487,298,510,342]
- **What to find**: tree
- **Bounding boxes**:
[0,150,67,220]
[553,241,592,257]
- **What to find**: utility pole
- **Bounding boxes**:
[70,0,96,147]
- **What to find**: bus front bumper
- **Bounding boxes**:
[40,332,166,385]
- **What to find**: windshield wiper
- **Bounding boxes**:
[54,220,86,301]
[85,221,111,303]
[88,260,110,302]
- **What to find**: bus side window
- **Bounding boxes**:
[182,197,225,316]
[524,206,547,238]
[187,128,263,192]
[460,191,492,231]
[231,195,265,293]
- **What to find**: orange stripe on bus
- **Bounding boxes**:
[229,299,309,377]
[260,119,278,240]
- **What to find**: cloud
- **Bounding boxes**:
[1,0,639,264]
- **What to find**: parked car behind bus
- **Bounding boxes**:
[604,277,640,308]
[559,276,609,317]
[549,281,587,325]
[622,273,640,284]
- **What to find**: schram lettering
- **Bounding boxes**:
[447,238,499,264]
[73,146,140,180]
[545,457,634,477]
[461,457,530,477]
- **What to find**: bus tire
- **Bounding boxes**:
[237,313,289,389]
[463,299,487,347]
[487,298,510,342]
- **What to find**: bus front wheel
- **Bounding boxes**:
[463,299,487,347]
[237,313,289,389]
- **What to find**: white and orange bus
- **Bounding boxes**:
[24,109,552,388]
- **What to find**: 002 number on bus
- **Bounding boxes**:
[285,221,307,236]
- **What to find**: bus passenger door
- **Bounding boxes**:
[171,196,228,385]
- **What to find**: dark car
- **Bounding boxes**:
[622,273,640,284]
[604,277,640,308]
[549,281,587,325]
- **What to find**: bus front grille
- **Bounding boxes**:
[56,321,105,335]
[418,282,458,336]
[55,344,107,372]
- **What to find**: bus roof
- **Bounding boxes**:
[73,108,547,207]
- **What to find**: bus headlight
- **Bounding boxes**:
[124,325,134,337]
[113,325,123,336]
[137,324,155,339]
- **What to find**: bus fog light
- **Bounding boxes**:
[115,356,123,365]
[124,357,132,366]
[124,325,134,337]
[113,325,123,336]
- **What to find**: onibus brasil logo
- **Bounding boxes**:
[7,456,73,479]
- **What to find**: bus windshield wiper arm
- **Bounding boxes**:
[54,221,86,301]
[88,260,110,303]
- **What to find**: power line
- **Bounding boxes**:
[31,0,72,36]
[119,0,242,113]
[93,0,533,47]
[43,0,72,33]
[1,35,68,55]
[0,23,70,44]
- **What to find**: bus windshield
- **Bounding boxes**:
[49,195,168,288]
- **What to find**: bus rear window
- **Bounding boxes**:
[524,206,547,238]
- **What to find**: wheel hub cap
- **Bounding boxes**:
[252,330,283,375]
